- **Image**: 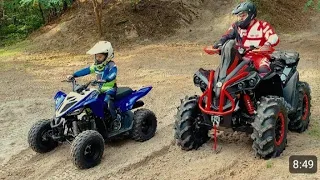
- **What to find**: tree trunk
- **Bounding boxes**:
[0,0,4,20]
[38,3,45,24]
[91,0,103,37]
[63,0,68,13]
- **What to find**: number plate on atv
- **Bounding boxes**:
[211,116,221,126]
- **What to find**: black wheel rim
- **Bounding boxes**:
[193,116,207,141]
[41,129,53,146]
[84,142,101,163]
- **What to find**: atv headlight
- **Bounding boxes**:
[238,82,245,90]
[67,108,84,116]
[249,78,257,87]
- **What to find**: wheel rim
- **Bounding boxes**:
[84,142,101,163]
[41,130,53,146]
[301,93,309,121]
[275,112,285,146]
[193,116,207,141]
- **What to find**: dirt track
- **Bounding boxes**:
[1,1,320,179]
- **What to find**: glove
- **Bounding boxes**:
[213,42,222,49]
[91,79,106,86]
[263,42,272,47]
[66,75,74,81]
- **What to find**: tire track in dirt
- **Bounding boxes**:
[102,144,172,179]
[0,119,175,180]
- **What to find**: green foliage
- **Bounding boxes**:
[307,120,320,138]
[266,160,273,168]
[0,0,74,47]
[304,0,320,10]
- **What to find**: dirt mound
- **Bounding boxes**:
[252,0,314,32]
[26,0,315,54]
[27,0,198,53]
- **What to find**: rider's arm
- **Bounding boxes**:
[102,61,117,82]
[262,22,279,47]
[73,65,95,78]
[214,24,236,48]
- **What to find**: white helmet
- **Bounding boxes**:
[86,41,114,71]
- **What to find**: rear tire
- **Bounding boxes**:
[70,130,104,169]
[174,102,182,145]
[175,95,210,151]
[131,108,157,142]
[28,119,58,153]
[251,96,288,159]
[289,81,311,132]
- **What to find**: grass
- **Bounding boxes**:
[0,40,29,58]
[266,160,273,168]
[307,120,320,138]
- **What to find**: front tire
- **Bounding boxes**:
[70,130,104,169]
[175,95,210,151]
[131,108,157,142]
[289,81,311,132]
[251,96,288,159]
[28,119,58,153]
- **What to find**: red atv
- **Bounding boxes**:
[174,40,311,159]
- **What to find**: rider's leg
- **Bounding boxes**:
[104,88,117,120]
[254,57,271,76]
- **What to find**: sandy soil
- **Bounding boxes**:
[0,1,320,180]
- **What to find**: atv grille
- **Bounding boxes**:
[60,101,77,113]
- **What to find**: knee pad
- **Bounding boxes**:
[259,65,270,73]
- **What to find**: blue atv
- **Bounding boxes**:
[28,78,157,169]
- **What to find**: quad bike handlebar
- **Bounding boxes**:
[203,45,275,56]
[62,78,106,93]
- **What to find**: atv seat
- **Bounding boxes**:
[271,50,300,65]
[115,87,133,99]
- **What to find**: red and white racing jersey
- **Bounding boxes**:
[218,19,280,48]
[237,19,279,48]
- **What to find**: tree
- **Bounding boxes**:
[91,0,103,37]
[0,0,74,46]
[305,0,320,10]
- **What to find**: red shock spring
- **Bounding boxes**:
[243,94,255,115]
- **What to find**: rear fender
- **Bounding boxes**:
[115,86,152,112]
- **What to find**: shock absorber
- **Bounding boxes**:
[243,94,255,115]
